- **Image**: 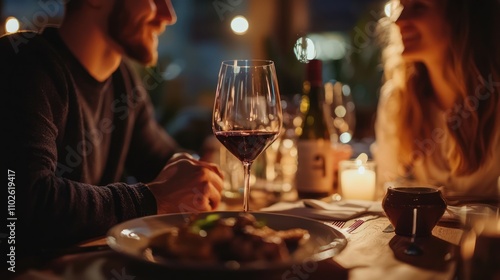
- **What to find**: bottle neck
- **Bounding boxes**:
[303,81,323,109]
[306,59,323,87]
[300,59,330,140]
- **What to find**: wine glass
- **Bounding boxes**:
[324,80,356,144]
[324,80,356,196]
[212,59,283,212]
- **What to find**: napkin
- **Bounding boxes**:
[441,204,499,223]
[260,199,384,221]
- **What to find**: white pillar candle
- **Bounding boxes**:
[340,163,376,200]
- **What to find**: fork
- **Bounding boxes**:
[345,219,365,233]
[331,220,346,229]
[344,215,380,233]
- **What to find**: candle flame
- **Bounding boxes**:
[355,153,368,165]
[358,166,366,174]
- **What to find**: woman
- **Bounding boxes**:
[374,0,500,200]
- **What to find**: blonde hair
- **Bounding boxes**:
[380,0,500,175]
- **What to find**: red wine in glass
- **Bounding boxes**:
[214,130,278,163]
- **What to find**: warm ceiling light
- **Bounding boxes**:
[231,16,249,35]
[293,37,316,63]
[5,17,20,33]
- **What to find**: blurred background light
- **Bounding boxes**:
[162,61,183,80]
[339,132,353,143]
[335,105,347,118]
[5,16,19,33]
[308,32,347,60]
[230,15,249,35]
[342,84,351,96]
[293,37,316,63]
[384,1,392,17]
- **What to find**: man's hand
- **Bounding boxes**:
[147,153,224,214]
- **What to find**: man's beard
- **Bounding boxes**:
[107,2,157,66]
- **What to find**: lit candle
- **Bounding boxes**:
[339,155,376,200]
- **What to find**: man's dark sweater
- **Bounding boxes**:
[1,28,178,255]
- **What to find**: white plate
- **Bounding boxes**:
[106,211,347,272]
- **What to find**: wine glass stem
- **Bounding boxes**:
[242,162,252,212]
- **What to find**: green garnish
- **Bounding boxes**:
[190,214,221,234]
[254,219,267,228]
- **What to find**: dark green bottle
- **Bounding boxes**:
[296,59,334,198]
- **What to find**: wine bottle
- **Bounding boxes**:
[295,59,334,198]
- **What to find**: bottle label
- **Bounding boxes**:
[296,139,334,194]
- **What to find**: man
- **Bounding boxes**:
[1,0,223,255]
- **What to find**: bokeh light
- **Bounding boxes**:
[293,37,316,63]
[231,16,249,35]
[308,33,346,61]
[384,2,392,18]
[339,132,352,143]
[5,17,20,33]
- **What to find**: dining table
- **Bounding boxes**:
[9,189,464,280]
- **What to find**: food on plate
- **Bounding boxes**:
[148,213,310,263]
